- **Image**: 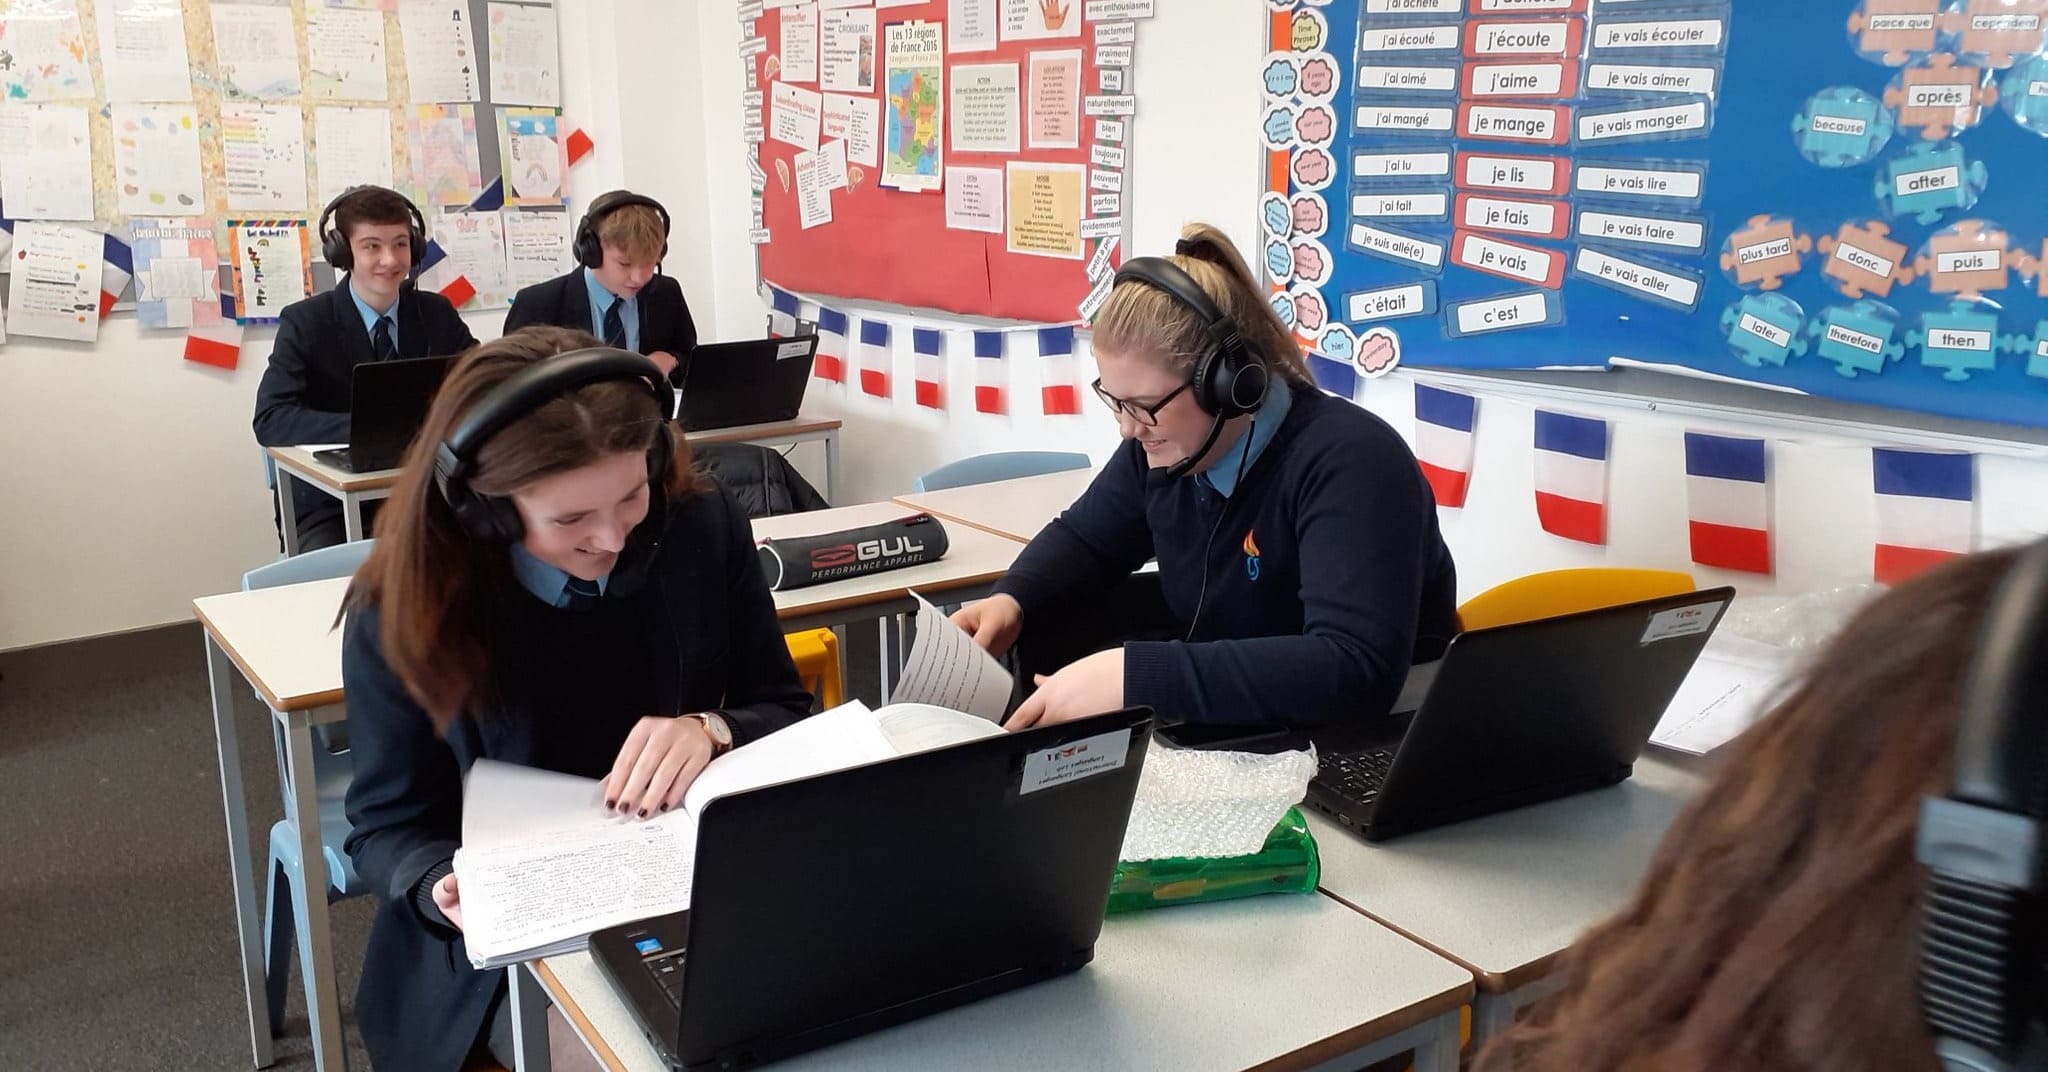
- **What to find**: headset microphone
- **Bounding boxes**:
[1165,410,1228,481]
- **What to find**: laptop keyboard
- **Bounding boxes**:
[1319,747,1397,806]
[644,949,688,1009]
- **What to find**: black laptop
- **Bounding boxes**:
[676,336,817,432]
[591,707,1153,1071]
[1305,587,1735,842]
[311,356,453,473]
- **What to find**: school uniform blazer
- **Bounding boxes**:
[251,285,478,531]
[341,486,813,1072]
[501,268,698,373]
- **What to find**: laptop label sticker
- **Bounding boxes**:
[1020,727,1132,795]
[777,341,811,360]
[1641,604,1719,645]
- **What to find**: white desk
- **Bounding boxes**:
[199,502,1021,1069]
[267,415,845,554]
[1309,756,1704,1048]
[194,577,353,1072]
[889,467,1095,543]
[527,895,1473,1072]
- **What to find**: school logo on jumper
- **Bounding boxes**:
[1243,530,1262,580]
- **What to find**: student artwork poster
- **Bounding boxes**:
[132,218,224,331]
[227,221,313,324]
[749,0,1127,322]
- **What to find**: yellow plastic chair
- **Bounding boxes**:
[1457,567,1696,631]
[784,627,845,709]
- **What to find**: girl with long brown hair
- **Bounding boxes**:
[1472,547,2024,1072]
[955,222,1458,730]
[340,327,812,1071]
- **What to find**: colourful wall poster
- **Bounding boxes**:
[498,107,568,206]
[131,217,223,330]
[882,20,945,191]
[227,220,313,324]
[409,104,487,208]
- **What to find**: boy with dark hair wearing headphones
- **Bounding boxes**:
[503,189,698,380]
[955,223,1458,730]
[253,185,479,550]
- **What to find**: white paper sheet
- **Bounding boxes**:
[876,702,1006,755]
[308,6,391,102]
[1027,49,1082,149]
[313,107,398,210]
[681,702,898,819]
[0,105,95,221]
[823,92,881,169]
[0,7,94,102]
[221,103,309,213]
[949,0,999,52]
[780,2,820,84]
[426,209,511,307]
[949,62,1020,153]
[1000,0,1080,41]
[232,222,311,320]
[212,3,303,100]
[771,82,824,150]
[1650,634,1796,755]
[817,138,850,190]
[501,208,576,289]
[944,166,1004,233]
[893,592,1015,722]
[487,2,561,107]
[794,147,833,228]
[819,7,876,93]
[98,0,194,103]
[111,104,206,216]
[7,221,104,341]
[400,0,483,103]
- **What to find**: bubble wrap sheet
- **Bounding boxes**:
[1118,746,1319,862]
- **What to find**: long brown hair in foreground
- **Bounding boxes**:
[346,326,706,730]
[1472,547,2022,1072]
[1092,221,1311,386]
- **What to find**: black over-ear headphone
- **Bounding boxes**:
[1112,253,1271,421]
[1918,536,2048,1071]
[319,186,428,273]
[574,191,673,269]
[433,348,677,552]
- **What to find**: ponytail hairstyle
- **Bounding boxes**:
[1091,222,1310,386]
[344,326,708,730]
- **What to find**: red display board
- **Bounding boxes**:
[749,0,1126,323]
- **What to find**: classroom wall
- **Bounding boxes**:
[658,0,2048,597]
[0,3,639,653]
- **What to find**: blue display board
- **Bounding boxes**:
[1260,0,2048,428]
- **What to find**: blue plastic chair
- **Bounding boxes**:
[912,451,1090,493]
[244,541,373,1044]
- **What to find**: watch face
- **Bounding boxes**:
[699,714,732,746]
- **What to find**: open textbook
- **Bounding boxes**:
[454,592,1013,969]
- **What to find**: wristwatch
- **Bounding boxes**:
[687,712,734,757]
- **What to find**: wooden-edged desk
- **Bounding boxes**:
[267,416,845,554]
[889,467,1094,543]
[525,895,1473,1072]
[1309,756,1704,1049]
[194,576,354,1072]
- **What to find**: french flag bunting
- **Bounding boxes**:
[767,286,799,337]
[912,327,945,409]
[973,330,1006,414]
[415,238,448,275]
[183,320,244,370]
[1872,448,1975,585]
[858,318,892,398]
[1532,409,1609,545]
[413,238,475,307]
[814,307,848,383]
[1039,325,1080,416]
[564,127,595,167]
[1684,432,1772,575]
[101,233,134,320]
[468,177,506,213]
[1412,383,1477,508]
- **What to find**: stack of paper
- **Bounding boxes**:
[1649,633,1798,756]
